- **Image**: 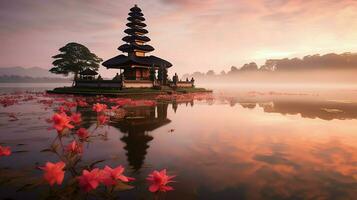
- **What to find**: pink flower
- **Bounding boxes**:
[92,103,107,113]
[116,99,132,107]
[70,113,82,124]
[64,101,77,108]
[0,145,11,156]
[77,168,102,192]
[147,169,175,193]
[52,113,74,133]
[111,105,119,111]
[57,106,67,113]
[39,161,66,186]
[66,141,83,154]
[77,100,88,107]
[76,128,89,139]
[101,165,135,186]
[97,115,108,125]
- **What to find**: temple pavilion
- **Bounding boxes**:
[79,68,98,80]
[102,5,172,81]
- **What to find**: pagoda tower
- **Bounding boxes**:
[102,5,172,80]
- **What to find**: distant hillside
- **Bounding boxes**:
[183,52,357,78]
[0,66,60,78]
[0,75,71,83]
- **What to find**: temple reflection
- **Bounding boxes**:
[74,97,196,171]
[112,103,171,171]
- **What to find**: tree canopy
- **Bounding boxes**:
[50,42,103,79]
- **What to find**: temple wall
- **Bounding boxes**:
[75,80,122,88]
[176,82,194,88]
[123,80,153,88]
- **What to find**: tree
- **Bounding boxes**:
[240,62,258,71]
[206,70,215,76]
[50,42,103,85]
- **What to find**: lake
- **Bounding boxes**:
[1,83,357,199]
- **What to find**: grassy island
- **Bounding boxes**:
[47,87,212,96]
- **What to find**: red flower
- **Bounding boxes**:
[111,105,119,111]
[92,103,107,113]
[76,128,89,139]
[97,115,108,125]
[77,100,88,107]
[70,112,82,124]
[101,165,135,186]
[57,106,67,113]
[39,161,66,186]
[52,113,74,133]
[116,99,132,107]
[0,145,11,156]
[66,141,83,154]
[147,169,175,193]
[77,168,102,192]
[63,101,77,108]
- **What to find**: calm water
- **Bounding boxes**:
[1,83,357,199]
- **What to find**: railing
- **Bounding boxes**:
[75,80,122,88]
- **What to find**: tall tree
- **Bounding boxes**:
[50,42,103,85]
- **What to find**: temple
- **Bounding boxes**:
[75,4,195,89]
[102,5,172,80]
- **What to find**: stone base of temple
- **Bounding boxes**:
[47,86,212,96]
[75,79,194,89]
[169,81,194,88]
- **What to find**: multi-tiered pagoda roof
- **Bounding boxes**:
[103,5,172,69]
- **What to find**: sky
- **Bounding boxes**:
[0,0,357,77]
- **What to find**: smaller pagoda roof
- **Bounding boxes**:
[79,68,98,75]
[122,35,150,43]
[118,43,154,53]
[130,5,142,12]
[103,55,172,68]
[124,28,148,35]
[126,22,146,28]
[129,12,144,17]
[127,16,145,22]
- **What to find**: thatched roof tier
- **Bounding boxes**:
[129,12,144,17]
[79,68,98,75]
[130,4,141,12]
[124,28,148,35]
[127,16,145,22]
[122,35,150,43]
[103,55,172,68]
[118,43,154,53]
[126,22,146,28]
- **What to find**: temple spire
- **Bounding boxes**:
[102,5,172,80]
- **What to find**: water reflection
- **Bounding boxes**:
[113,103,171,171]
[229,98,357,120]
[2,89,357,199]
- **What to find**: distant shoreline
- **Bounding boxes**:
[0,75,71,83]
